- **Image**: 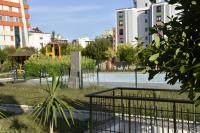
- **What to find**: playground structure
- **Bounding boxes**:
[45,42,63,60]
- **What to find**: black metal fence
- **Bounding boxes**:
[86,88,200,133]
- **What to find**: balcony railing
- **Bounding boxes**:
[86,88,200,133]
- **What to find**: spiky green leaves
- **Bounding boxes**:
[32,76,75,131]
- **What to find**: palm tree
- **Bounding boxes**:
[32,76,75,133]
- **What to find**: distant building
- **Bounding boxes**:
[100,29,113,38]
[0,0,30,49]
[54,34,69,44]
[116,0,179,47]
[73,37,91,48]
[112,27,116,50]
[28,27,51,50]
[28,28,69,50]
[99,28,117,50]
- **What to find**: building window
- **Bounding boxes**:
[119,29,123,35]
[145,36,148,41]
[145,10,148,14]
[5,36,11,41]
[3,6,9,11]
[0,26,3,31]
[156,6,161,13]
[145,27,148,32]
[40,43,43,48]
[12,7,19,13]
[0,35,3,41]
[145,19,148,23]
[10,26,13,31]
[119,21,123,26]
[145,3,148,7]
[118,12,123,18]
[119,38,124,43]
[156,16,162,22]
[4,26,10,31]
[40,37,43,40]
[11,36,14,41]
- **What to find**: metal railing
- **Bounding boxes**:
[86,88,200,133]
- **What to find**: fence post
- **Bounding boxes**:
[39,69,42,85]
[24,65,26,81]
[69,67,71,78]
[173,102,177,133]
[135,70,138,89]
[128,100,131,133]
[81,70,83,89]
[121,89,124,121]
[112,90,116,132]
[89,97,93,133]
[97,68,99,85]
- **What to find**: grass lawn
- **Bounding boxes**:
[0,82,199,132]
[0,83,104,110]
[0,112,88,133]
[0,72,11,78]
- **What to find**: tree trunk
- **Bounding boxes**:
[50,120,54,133]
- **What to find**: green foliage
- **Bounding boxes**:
[17,47,38,54]
[141,0,200,105]
[32,76,75,133]
[83,38,112,63]
[0,50,7,65]
[0,47,16,63]
[65,44,83,55]
[0,46,16,72]
[25,55,70,77]
[25,55,96,77]
[81,57,96,70]
[1,60,12,72]
[117,44,143,65]
[3,46,16,55]
[105,48,116,60]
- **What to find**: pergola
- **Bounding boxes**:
[10,51,33,70]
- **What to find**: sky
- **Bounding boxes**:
[29,0,133,40]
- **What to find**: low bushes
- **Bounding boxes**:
[25,55,96,77]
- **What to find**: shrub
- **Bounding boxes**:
[25,55,95,77]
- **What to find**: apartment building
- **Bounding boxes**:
[116,0,179,46]
[28,27,51,50]
[0,0,30,49]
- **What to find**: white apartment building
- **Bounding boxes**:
[116,0,179,46]
[77,37,91,48]
[28,27,51,50]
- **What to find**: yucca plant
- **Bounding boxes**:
[32,76,75,133]
[0,108,5,119]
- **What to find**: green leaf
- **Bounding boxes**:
[180,66,186,73]
[191,1,197,5]
[175,48,180,56]
[154,60,158,65]
[182,32,186,39]
[154,34,160,48]
[149,53,159,62]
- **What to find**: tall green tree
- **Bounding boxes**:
[83,38,112,65]
[117,44,142,65]
[141,0,200,104]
